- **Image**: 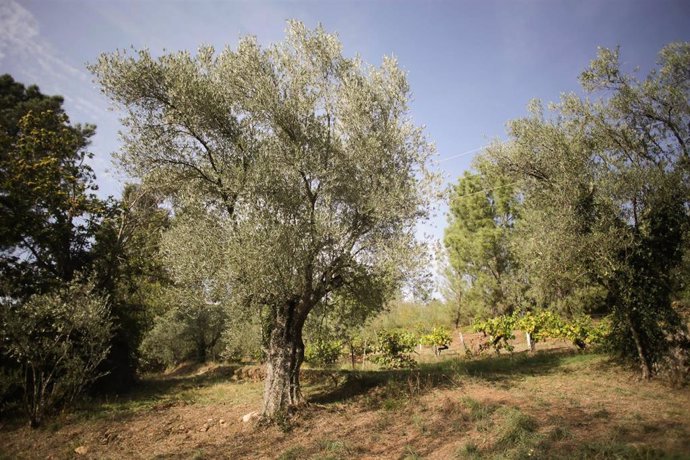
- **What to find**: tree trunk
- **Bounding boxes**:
[196,340,207,363]
[262,304,307,419]
[628,314,652,380]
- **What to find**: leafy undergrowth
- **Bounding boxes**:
[1,352,690,459]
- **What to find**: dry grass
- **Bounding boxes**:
[1,352,689,459]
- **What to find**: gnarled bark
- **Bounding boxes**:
[262,303,307,419]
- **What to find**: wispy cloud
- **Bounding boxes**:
[0,0,89,82]
[0,0,120,196]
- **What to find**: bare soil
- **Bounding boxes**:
[1,346,689,459]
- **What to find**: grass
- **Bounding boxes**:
[278,445,307,460]
[461,396,497,423]
[71,363,263,422]
[1,350,689,459]
[457,442,482,459]
[492,407,540,458]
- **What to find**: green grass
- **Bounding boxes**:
[461,396,497,423]
[493,407,539,451]
[456,442,481,460]
[314,439,357,459]
[72,365,263,422]
[310,350,603,408]
[452,406,542,460]
[277,445,307,460]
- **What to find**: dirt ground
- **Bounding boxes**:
[1,342,689,459]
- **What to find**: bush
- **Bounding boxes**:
[305,339,343,366]
[0,280,113,427]
[475,311,611,354]
[420,327,452,355]
[558,316,611,350]
[139,300,228,370]
[220,315,263,362]
[419,327,452,347]
[515,310,561,344]
[473,315,516,354]
[370,329,418,369]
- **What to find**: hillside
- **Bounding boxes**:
[1,350,689,459]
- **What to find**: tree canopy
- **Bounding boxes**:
[91,21,436,417]
[443,166,520,319]
[483,43,690,378]
[0,75,102,298]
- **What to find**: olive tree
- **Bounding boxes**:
[485,43,690,379]
[91,22,434,418]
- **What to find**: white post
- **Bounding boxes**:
[526,332,535,352]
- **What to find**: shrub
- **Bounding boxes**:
[139,294,229,370]
[220,316,263,362]
[0,280,113,427]
[473,315,516,354]
[476,311,611,354]
[419,327,452,347]
[305,339,343,366]
[515,311,561,343]
[369,329,418,368]
[420,327,452,355]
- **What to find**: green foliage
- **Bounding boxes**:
[419,327,452,347]
[0,75,102,298]
[91,22,436,415]
[304,287,389,369]
[444,168,520,319]
[0,279,112,427]
[93,184,171,389]
[220,313,263,362]
[474,311,610,353]
[514,310,561,343]
[305,339,343,367]
[473,315,516,353]
[370,329,418,369]
[483,42,690,378]
[550,316,611,350]
[363,299,458,335]
[139,290,229,370]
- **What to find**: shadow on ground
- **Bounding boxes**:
[75,350,585,421]
[308,349,577,405]
[70,363,244,422]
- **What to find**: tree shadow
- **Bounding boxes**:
[71,363,244,422]
[308,350,578,405]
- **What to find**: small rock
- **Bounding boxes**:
[241,411,260,423]
[199,423,209,432]
[74,446,89,455]
[219,419,226,425]
[207,418,213,423]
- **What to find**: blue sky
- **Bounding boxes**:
[1,0,689,246]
